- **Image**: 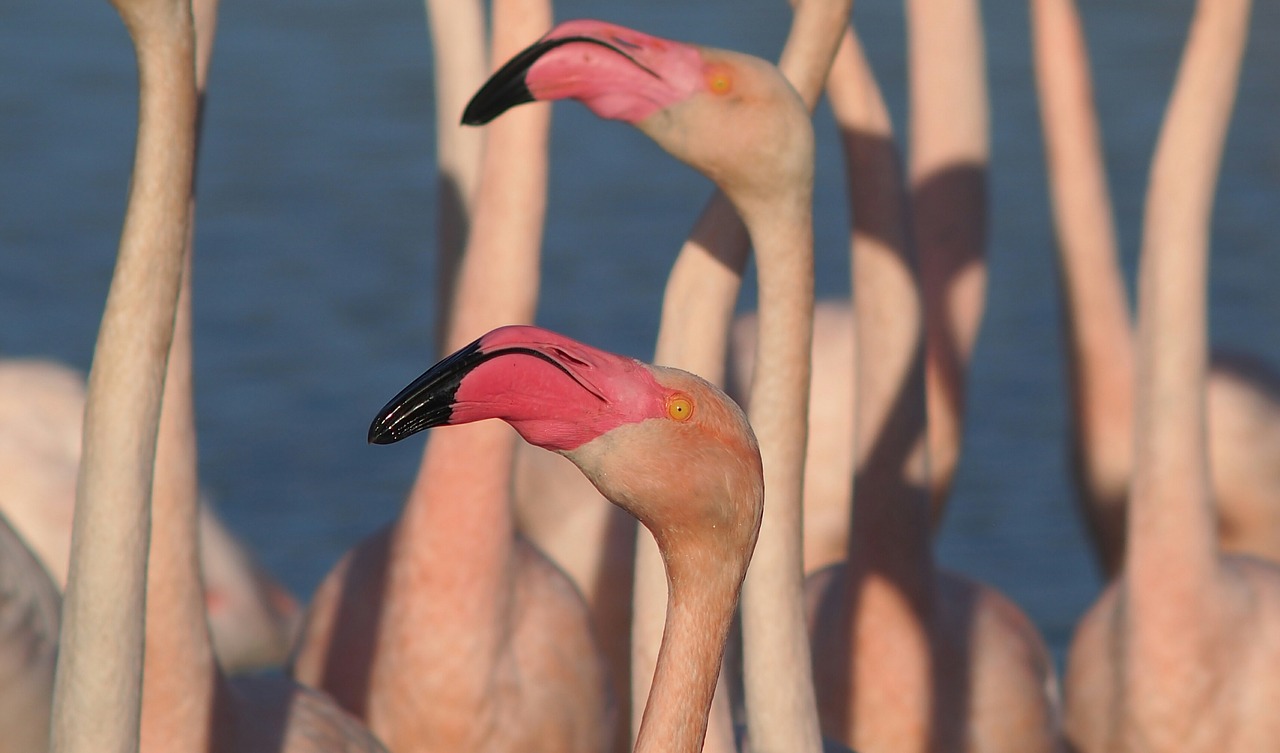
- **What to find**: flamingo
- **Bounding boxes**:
[0,0,299,674]
[369,324,764,753]
[464,17,848,752]
[727,0,993,575]
[1062,0,1280,748]
[805,27,1061,752]
[1031,0,1280,577]
[49,0,388,749]
[290,2,614,751]
[0,509,59,753]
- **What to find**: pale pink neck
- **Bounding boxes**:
[1127,0,1250,593]
[142,248,221,752]
[1031,0,1136,530]
[733,188,821,751]
[50,10,198,753]
[776,0,852,110]
[1032,0,1131,344]
[635,546,742,753]
[426,0,486,345]
[905,0,989,504]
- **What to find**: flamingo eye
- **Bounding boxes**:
[667,394,694,422]
[706,68,733,95]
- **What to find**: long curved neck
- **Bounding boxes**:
[1031,0,1135,571]
[733,181,820,753]
[141,0,222,746]
[635,542,743,753]
[397,0,549,674]
[50,5,198,753]
[1127,0,1250,601]
[906,0,989,505]
[828,27,934,599]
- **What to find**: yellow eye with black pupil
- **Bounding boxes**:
[667,395,693,421]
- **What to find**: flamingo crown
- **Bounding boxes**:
[463,19,813,213]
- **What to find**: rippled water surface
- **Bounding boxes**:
[2,0,1278,667]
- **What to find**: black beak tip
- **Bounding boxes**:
[461,81,535,126]
[460,35,568,126]
[367,420,395,445]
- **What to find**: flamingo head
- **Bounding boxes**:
[462,19,812,210]
[370,325,763,560]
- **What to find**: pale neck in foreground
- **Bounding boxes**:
[1127,0,1250,585]
[50,12,198,753]
[735,182,822,753]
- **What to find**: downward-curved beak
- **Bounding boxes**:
[368,338,485,444]
[369,329,615,445]
[461,33,654,126]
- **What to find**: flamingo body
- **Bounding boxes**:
[0,509,59,753]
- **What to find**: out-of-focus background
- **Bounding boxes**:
[1,0,1277,667]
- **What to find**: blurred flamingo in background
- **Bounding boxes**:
[291,2,615,751]
[0,0,300,675]
[1032,0,1280,578]
[1062,0,1280,749]
[368,325,764,753]
[804,26,1061,752]
[0,508,59,753]
[727,0,993,576]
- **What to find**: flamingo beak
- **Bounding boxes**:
[368,331,615,445]
[461,33,656,126]
[368,338,486,444]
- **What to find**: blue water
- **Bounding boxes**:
[2,0,1278,668]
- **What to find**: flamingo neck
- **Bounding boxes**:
[141,246,222,752]
[50,13,198,753]
[826,30,935,584]
[143,3,226,741]
[636,544,742,753]
[425,0,486,347]
[1033,0,1132,362]
[734,184,824,753]
[1126,0,1250,600]
[1032,0,1136,546]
